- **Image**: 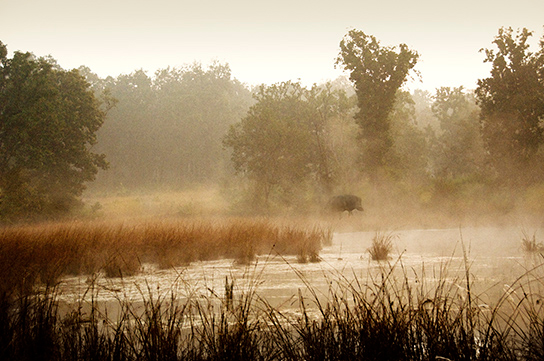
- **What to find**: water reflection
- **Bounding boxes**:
[56,227,533,311]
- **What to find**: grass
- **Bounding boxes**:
[2,254,544,360]
[368,232,395,261]
[521,230,544,254]
[5,217,544,360]
[0,217,331,294]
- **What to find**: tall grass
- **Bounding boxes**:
[521,230,544,254]
[0,218,330,294]
[3,256,544,360]
[5,222,544,360]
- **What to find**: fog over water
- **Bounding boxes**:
[56,226,537,314]
[3,0,544,325]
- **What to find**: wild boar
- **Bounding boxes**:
[328,194,364,215]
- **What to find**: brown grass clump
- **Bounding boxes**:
[368,232,395,261]
[521,230,544,254]
[0,217,330,292]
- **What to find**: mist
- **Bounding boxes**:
[4,29,544,358]
[77,64,543,232]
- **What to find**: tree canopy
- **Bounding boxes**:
[0,42,107,220]
[429,87,484,179]
[223,81,351,211]
[88,63,252,191]
[336,29,419,180]
[476,27,544,184]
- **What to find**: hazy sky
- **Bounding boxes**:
[2,0,543,91]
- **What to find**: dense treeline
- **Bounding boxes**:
[81,62,253,190]
[1,26,544,221]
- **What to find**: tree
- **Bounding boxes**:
[476,27,544,185]
[430,87,484,179]
[92,69,156,189]
[90,63,252,191]
[388,90,428,180]
[336,29,419,180]
[306,82,353,192]
[0,42,107,220]
[411,89,436,129]
[223,81,348,211]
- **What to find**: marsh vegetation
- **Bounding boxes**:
[0,218,330,294]
[2,26,544,360]
[2,223,544,360]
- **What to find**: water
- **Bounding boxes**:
[55,227,538,311]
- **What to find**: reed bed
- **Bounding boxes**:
[2,255,544,360]
[0,218,330,294]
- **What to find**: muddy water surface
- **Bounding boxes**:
[57,227,540,312]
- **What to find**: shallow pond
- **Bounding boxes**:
[56,226,542,313]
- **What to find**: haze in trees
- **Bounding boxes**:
[336,29,419,182]
[476,27,544,186]
[223,81,352,211]
[88,63,253,191]
[0,42,108,221]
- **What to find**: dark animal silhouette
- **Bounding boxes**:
[329,194,364,215]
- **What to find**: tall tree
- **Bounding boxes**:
[336,29,419,180]
[476,27,544,184]
[0,42,108,220]
[223,82,348,210]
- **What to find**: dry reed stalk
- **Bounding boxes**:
[3,253,544,360]
[368,232,395,261]
[521,230,544,254]
[0,217,328,291]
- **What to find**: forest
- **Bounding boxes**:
[1,26,544,224]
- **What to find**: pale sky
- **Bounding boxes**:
[2,0,543,91]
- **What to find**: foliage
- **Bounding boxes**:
[429,87,485,179]
[411,89,436,129]
[388,90,429,180]
[88,62,253,191]
[336,29,419,180]
[0,42,108,221]
[476,27,544,185]
[223,81,351,211]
